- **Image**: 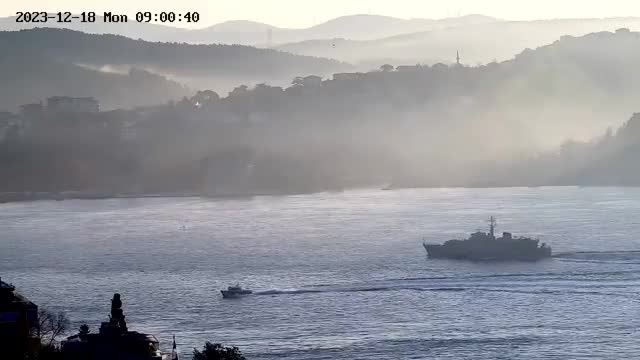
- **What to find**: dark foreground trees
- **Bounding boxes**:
[38,309,70,347]
[192,342,246,360]
[9,309,68,360]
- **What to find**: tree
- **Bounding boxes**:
[191,90,220,107]
[38,309,70,347]
[379,64,394,72]
[192,342,246,360]
[291,76,305,87]
[229,85,249,97]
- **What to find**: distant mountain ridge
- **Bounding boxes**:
[275,17,640,66]
[0,13,499,45]
[0,28,350,111]
[0,28,346,76]
[3,13,640,67]
[207,20,281,32]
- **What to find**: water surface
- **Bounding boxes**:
[2,187,640,359]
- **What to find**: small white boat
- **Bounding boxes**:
[221,284,253,299]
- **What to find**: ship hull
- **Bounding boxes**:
[423,243,551,262]
[221,290,253,299]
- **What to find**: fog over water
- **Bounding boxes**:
[3,187,640,359]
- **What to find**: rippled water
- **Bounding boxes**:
[3,187,640,359]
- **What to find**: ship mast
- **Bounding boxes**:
[488,216,497,239]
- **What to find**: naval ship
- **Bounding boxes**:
[423,217,552,262]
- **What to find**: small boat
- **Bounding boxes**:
[221,284,253,299]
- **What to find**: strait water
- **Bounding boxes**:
[2,187,640,359]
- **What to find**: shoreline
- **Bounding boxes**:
[2,184,640,204]
[0,189,344,204]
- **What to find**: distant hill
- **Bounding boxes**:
[5,13,640,61]
[573,114,640,185]
[0,51,189,112]
[0,28,350,99]
[6,28,640,192]
[0,14,499,45]
[217,28,640,187]
[173,20,283,45]
[275,18,640,66]
[290,14,499,44]
[207,20,280,33]
[0,14,190,41]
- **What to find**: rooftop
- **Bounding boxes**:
[0,277,16,291]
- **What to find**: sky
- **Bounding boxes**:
[2,0,640,28]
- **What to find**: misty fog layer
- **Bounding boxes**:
[2,28,640,195]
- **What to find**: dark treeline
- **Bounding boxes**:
[0,86,379,195]
[506,113,640,187]
[0,28,351,110]
[3,28,640,195]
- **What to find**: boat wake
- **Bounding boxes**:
[247,250,640,300]
[254,286,466,296]
[253,258,640,299]
[553,250,640,264]
[253,283,639,299]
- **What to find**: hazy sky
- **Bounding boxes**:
[3,0,640,28]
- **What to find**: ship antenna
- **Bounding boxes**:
[489,216,497,239]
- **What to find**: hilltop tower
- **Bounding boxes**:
[456,51,461,66]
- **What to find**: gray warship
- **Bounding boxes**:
[423,217,551,262]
